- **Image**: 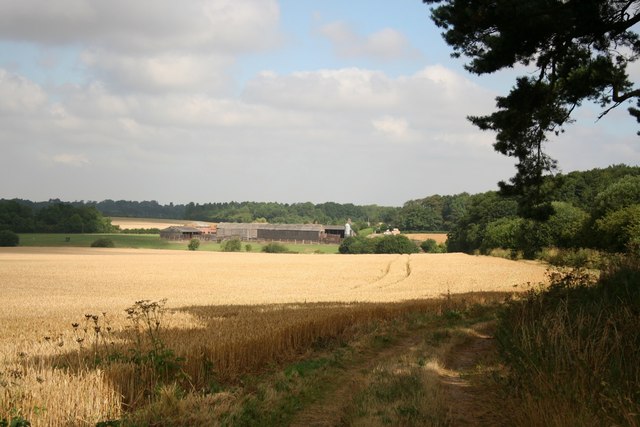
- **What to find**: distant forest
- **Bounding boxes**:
[2,165,640,254]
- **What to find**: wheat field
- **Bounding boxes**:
[402,233,448,244]
[110,217,194,230]
[0,247,548,425]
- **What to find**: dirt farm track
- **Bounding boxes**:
[1,247,548,324]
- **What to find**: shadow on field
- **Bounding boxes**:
[30,292,515,412]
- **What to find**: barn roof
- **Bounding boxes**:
[217,222,324,231]
[324,225,346,231]
[161,226,202,233]
[216,223,263,230]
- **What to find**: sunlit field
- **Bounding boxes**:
[402,233,448,244]
[1,247,547,311]
[110,217,198,230]
[0,247,548,425]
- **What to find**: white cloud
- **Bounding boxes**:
[52,153,90,166]
[0,2,635,205]
[243,67,397,111]
[81,51,234,94]
[0,0,281,96]
[372,116,411,140]
[0,0,281,53]
[0,69,47,114]
[243,65,495,144]
[319,21,420,61]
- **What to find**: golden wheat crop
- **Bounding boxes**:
[402,233,448,244]
[0,247,548,425]
[110,217,211,230]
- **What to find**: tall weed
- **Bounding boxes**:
[495,258,640,426]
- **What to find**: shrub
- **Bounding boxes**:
[374,235,419,254]
[245,244,252,252]
[187,238,200,251]
[340,235,419,254]
[0,230,19,247]
[541,247,609,269]
[488,248,521,260]
[221,238,242,252]
[262,242,288,253]
[594,204,640,252]
[90,238,115,248]
[546,202,589,248]
[339,236,377,254]
[420,238,445,253]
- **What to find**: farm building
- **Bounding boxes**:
[216,223,345,243]
[215,223,263,240]
[160,226,207,241]
[258,224,326,242]
[324,225,349,239]
[186,221,217,235]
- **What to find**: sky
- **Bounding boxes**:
[0,0,639,207]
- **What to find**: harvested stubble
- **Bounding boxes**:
[0,247,548,425]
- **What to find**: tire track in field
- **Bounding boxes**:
[351,255,412,290]
[375,254,412,289]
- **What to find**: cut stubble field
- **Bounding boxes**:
[0,247,549,425]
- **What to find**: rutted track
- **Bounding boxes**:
[375,254,412,288]
[351,255,412,289]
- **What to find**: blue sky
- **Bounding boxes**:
[0,0,638,207]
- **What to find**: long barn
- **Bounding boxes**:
[216,223,344,243]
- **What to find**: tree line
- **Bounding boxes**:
[447,164,640,257]
[2,165,639,258]
[0,200,116,233]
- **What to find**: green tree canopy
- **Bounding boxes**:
[425,0,640,217]
[593,175,640,217]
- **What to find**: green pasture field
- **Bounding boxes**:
[17,234,339,254]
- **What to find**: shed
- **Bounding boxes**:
[160,226,204,241]
[324,225,347,239]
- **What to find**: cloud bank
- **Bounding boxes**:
[0,0,636,206]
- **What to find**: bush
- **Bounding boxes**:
[0,230,19,247]
[261,242,289,253]
[221,238,242,252]
[340,235,420,254]
[541,247,609,269]
[90,238,115,248]
[420,238,445,253]
[374,235,419,254]
[187,238,200,251]
[546,202,589,248]
[245,244,252,252]
[594,204,640,252]
[339,236,377,254]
